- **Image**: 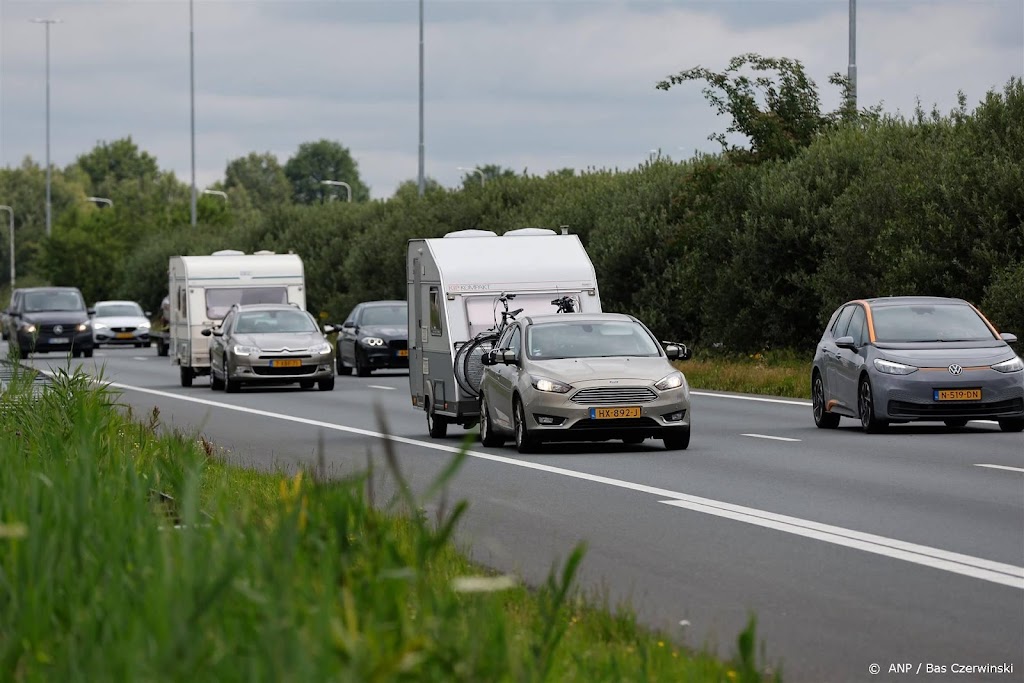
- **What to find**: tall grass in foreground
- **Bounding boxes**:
[0,364,780,682]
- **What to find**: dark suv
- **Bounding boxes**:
[4,286,95,358]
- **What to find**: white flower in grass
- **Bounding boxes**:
[0,522,28,539]
[451,575,518,593]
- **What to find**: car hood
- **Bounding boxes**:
[528,356,674,383]
[360,325,407,339]
[876,343,1016,367]
[233,332,326,351]
[93,315,149,328]
[21,311,90,325]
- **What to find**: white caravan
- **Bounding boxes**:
[407,228,603,437]
[168,250,306,387]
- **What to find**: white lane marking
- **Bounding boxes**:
[975,464,1024,474]
[99,379,1024,590]
[133,357,149,361]
[741,433,801,442]
[690,390,811,407]
[658,499,1023,589]
[368,385,397,391]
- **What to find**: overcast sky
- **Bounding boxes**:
[1,1,1022,199]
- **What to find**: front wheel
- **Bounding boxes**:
[427,400,448,438]
[318,376,335,391]
[858,375,888,434]
[812,373,840,429]
[943,418,968,429]
[663,427,690,451]
[299,379,315,390]
[513,399,539,453]
[998,417,1024,433]
[479,395,504,447]
[210,371,224,391]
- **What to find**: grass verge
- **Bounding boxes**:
[0,363,781,681]
[677,349,812,399]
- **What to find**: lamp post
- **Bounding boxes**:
[189,0,197,226]
[0,206,13,290]
[202,189,228,202]
[30,18,61,238]
[86,196,113,208]
[457,166,484,188]
[321,180,352,203]
[417,0,425,197]
[848,0,858,112]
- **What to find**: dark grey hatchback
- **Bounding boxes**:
[812,297,1023,433]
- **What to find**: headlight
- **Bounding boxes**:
[531,376,572,394]
[307,342,332,354]
[232,345,259,356]
[138,321,151,329]
[93,322,108,330]
[76,323,90,332]
[992,356,1024,373]
[21,323,37,334]
[655,371,684,391]
[362,337,385,347]
[873,358,918,375]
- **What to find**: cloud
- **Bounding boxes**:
[1,0,1021,198]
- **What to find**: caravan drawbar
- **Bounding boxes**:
[407,228,603,437]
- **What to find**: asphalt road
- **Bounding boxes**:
[12,344,1024,683]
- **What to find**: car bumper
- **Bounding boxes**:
[228,353,335,383]
[94,330,150,345]
[521,382,691,441]
[872,368,1024,421]
[360,347,410,369]
[16,329,94,353]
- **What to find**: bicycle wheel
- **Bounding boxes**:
[455,334,497,399]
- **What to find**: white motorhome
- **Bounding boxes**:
[168,250,306,387]
[407,228,602,436]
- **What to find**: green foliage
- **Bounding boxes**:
[69,136,160,190]
[284,139,371,204]
[983,261,1024,334]
[224,152,292,211]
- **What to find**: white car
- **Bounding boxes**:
[91,300,152,348]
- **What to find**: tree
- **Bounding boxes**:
[224,152,292,210]
[283,140,370,204]
[392,177,444,200]
[458,164,516,190]
[656,53,854,164]
[70,137,160,189]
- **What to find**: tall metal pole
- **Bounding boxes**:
[417,0,425,197]
[0,206,13,290]
[848,0,857,112]
[189,0,197,226]
[31,19,60,237]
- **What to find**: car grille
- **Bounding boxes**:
[39,324,81,335]
[258,354,312,360]
[888,398,1024,418]
[252,366,317,376]
[389,339,408,352]
[111,326,136,333]
[570,387,658,405]
[569,417,661,429]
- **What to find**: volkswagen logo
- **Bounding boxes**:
[948,364,963,375]
[53,325,63,335]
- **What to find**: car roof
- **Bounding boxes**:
[359,300,406,307]
[524,312,637,325]
[94,300,141,307]
[22,286,82,293]
[860,296,971,308]
[233,303,305,313]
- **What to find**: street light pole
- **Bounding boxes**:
[417,0,425,197]
[457,166,484,188]
[189,0,197,227]
[31,18,61,238]
[0,206,14,290]
[320,180,352,203]
[848,0,857,112]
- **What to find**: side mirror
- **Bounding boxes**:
[144,311,152,318]
[201,328,212,337]
[501,349,518,365]
[323,325,337,335]
[343,321,356,329]
[665,344,691,361]
[212,328,224,337]
[480,350,496,366]
[835,335,857,350]
[1000,332,1018,344]
[87,308,96,316]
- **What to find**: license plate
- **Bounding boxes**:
[590,406,642,419]
[397,349,409,357]
[270,359,302,368]
[115,332,134,339]
[934,388,982,401]
[48,337,69,345]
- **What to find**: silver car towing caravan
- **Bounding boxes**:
[407,228,602,437]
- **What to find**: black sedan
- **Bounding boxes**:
[336,300,409,376]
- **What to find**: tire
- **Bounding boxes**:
[180,366,194,388]
[812,372,840,429]
[318,376,335,391]
[18,346,30,359]
[226,378,241,393]
[998,417,1024,433]
[479,395,505,447]
[943,418,968,428]
[83,349,93,359]
[513,398,539,453]
[355,352,371,378]
[337,354,352,376]
[426,399,448,438]
[72,349,82,359]
[299,379,315,389]
[858,375,888,433]
[157,340,169,357]
[663,427,690,450]
[210,371,224,391]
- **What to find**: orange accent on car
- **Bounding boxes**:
[967,302,1001,337]
[826,399,839,411]
[850,300,877,343]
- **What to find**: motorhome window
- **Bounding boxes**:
[205,287,287,320]
[429,287,442,336]
[361,304,407,327]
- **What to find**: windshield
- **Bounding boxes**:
[95,303,144,318]
[527,321,661,359]
[23,290,85,313]
[872,304,996,343]
[206,287,287,320]
[234,309,317,334]
[361,304,407,327]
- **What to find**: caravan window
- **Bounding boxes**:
[429,287,442,336]
[205,287,287,320]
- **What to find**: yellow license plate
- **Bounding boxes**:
[934,388,982,401]
[591,406,642,419]
[115,332,134,339]
[270,359,302,368]
[398,349,409,357]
